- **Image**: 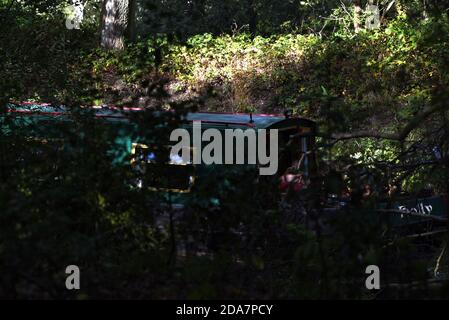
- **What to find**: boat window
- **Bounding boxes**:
[131,143,195,192]
[279,127,312,177]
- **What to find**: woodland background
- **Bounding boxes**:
[1,0,449,299]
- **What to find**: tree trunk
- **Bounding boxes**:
[422,0,429,19]
[100,0,136,50]
[126,0,137,43]
[353,0,363,33]
[247,0,257,35]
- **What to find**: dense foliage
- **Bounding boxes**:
[1,0,449,299]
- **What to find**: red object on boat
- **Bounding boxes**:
[279,174,304,192]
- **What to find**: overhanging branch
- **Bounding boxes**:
[321,102,447,142]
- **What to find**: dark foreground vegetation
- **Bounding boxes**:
[1,0,449,299]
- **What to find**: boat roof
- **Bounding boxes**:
[186,112,285,129]
[4,103,315,130]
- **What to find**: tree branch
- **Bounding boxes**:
[323,101,447,142]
